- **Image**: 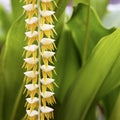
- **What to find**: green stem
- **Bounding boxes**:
[37,0,41,120]
[82,0,91,66]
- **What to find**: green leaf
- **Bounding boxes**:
[2,15,25,120]
[67,4,115,62]
[109,90,120,120]
[0,57,4,120]
[96,54,120,99]
[56,29,120,120]
[73,0,109,18]
[11,0,23,20]
[0,76,4,120]
[55,26,81,103]
[102,88,120,120]
[55,0,70,19]
[91,0,110,18]
[84,105,96,120]
[73,0,88,6]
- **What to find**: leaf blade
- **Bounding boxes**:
[56,29,120,120]
[2,15,25,120]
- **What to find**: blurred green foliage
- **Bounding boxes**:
[0,5,11,46]
[0,0,120,120]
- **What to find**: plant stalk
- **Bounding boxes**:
[37,0,41,120]
[82,0,91,66]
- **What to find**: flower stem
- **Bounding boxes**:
[82,0,91,66]
[37,0,41,120]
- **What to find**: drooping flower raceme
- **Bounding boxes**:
[22,0,57,119]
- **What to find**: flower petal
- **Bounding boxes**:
[41,38,55,45]
[25,31,38,38]
[26,97,39,103]
[40,10,55,17]
[40,65,55,72]
[23,4,37,11]
[41,0,53,3]
[41,78,54,85]
[41,91,54,98]
[25,84,39,91]
[42,51,55,58]
[24,71,39,78]
[40,106,54,113]
[24,57,39,64]
[24,45,38,52]
[40,24,54,31]
[25,17,38,24]
[26,110,38,117]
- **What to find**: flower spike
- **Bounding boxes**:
[22,0,57,120]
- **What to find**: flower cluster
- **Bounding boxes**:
[22,0,57,120]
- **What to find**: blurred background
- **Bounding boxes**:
[0,0,120,12]
[110,0,120,3]
[0,0,11,11]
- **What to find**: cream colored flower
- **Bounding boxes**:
[23,0,57,119]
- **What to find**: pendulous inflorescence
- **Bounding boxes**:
[22,0,57,120]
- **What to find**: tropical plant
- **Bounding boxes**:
[0,0,120,120]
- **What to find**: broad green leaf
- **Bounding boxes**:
[73,0,109,18]
[96,54,120,99]
[87,48,120,120]
[0,56,4,120]
[55,26,81,103]
[55,0,70,20]
[84,105,96,120]
[56,29,120,120]
[109,90,120,120]
[55,0,71,40]
[2,15,25,120]
[0,75,4,120]
[73,0,88,6]
[67,4,114,62]
[91,0,110,18]
[11,0,23,20]
[102,88,120,120]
